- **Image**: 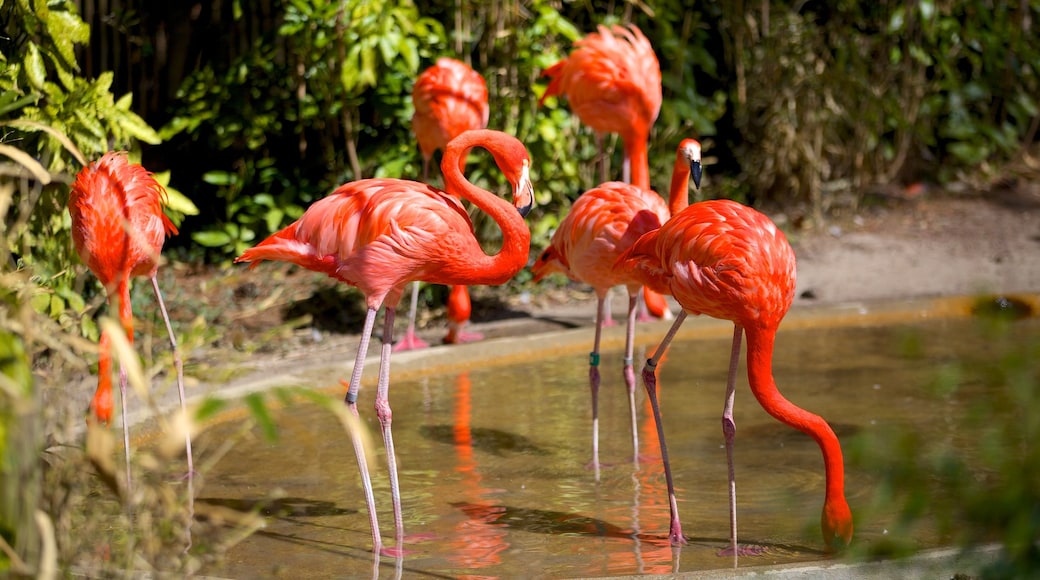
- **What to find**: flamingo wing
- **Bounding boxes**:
[627,200,797,326]
[540,25,661,137]
[69,152,175,284]
[236,179,475,306]
[539,182,667,292]
[412,58,490,158]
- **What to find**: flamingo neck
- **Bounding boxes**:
[440,132,531,285]
[624,134,651,191]
[667,152,693,215]
[743,325,848,514]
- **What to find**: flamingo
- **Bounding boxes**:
[398,57,491,351]
[531,139,702,480]
[540,23,671,321]
[615,199,854,555]
[235,129,533,555]
[68,151,194,510]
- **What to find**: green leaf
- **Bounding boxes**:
[192,230,233,247]
[0,91,38,117]
[153,171,200,216]
[244,393,279,441]
[194,397,228,422]
[23,43,47,91]
[202,171,236,186]
[112,100,162,144]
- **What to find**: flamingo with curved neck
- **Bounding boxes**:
[398,57,492,351]
[236,129,533,556]
[616,198,853,557]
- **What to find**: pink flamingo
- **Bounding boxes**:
[540,23,671,321]
[68,151,194,514]
[398,57,491,351]
[531,140,702,479]
[616,199,854,555]
[235,129,533,555]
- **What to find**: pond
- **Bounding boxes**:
[194,302,1040,578]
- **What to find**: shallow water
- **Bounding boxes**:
[196,313,1040,578]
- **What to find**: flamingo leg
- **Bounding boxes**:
[376,307,405,556]
[114,282,134,498]
[394,282,429,352]
[444,286,484,344]
[343,306,382,554]
[603,287,616,327]
[623,293,639,464]
[150,274,195,546]
[642,310,689,545]
[117,358,132,495]
[589,295,605,482]
[720,325,744,561]
[595,133,609,184]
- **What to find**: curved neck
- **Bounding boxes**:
[623,133,650,191]
[667,151,693,215]
[744,325,847,509]
[440,131,531,285]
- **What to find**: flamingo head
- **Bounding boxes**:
[679,138,703,190]
[822,497,854,552]
[511,159,534,217]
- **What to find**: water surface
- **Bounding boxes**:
[196,313,1040,577]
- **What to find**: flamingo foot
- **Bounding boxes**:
[717,544,767,557]
[377,531,434,558]
[636,311,656,323]
[379,545,407,558]
[443,329,484,345]
[669,527,688,546]
[393,331,429,352]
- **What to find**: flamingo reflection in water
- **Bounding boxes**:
[447,370,510,570]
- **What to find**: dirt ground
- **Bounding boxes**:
[145,172,1040,395]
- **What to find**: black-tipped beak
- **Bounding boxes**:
[514,161,534,218]
[691,160,702,190]
[516,197,533,218]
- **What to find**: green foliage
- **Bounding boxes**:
[851,316,1040,577]
[727,1,1039,220]
[1,0,194,346]
[163,0,445,260]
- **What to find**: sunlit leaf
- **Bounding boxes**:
[244,393,278,441]
[194,397,228,422]
[23,43,47,91]
[192,230,233,247]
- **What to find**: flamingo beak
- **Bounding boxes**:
[691,159,702,190]
[514,159,534,217]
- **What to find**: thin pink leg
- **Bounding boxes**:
[443,321,483,344]
[642,311,688,545]
[589,295,605,481]
[375,307,405,557]
[151,274,194,549]
[623,293,639,463]
[719,325,743,562]
[343,307,382,554]
[118,360,133,495]
[635,288,656,323]
[394,282,429,352]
